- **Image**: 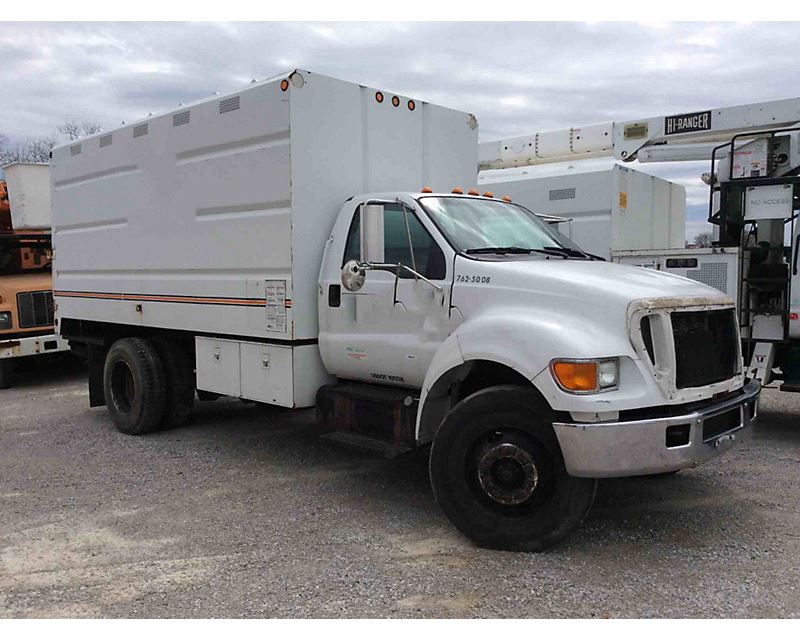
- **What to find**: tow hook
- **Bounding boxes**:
[714,433,736,449]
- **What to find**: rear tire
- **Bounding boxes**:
[152,338,194,429]
[103,338,166,435]
[429,385,596,551]
[0,359,14,389]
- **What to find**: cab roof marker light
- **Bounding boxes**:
[421,186,433,193]
[468,189,480,196]
[452,187,463,194]
[483,191,494,198]
[502,195,512,202]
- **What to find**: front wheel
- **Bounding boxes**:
[429,385,596,552]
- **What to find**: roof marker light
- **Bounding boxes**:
[407,100,416,111]
[421,186,433,193]
[392,96,400,107]
[502,195,512,202]
[483,191,494,198]
[375,91,384,103]
[452,187,463,194]
[468,189,480,196]
[280,79,289,92]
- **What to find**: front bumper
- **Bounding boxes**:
[0,333,70,360]
[552,379,760,478]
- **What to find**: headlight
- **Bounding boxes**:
[550,358,619,393]
[0,311,12,330]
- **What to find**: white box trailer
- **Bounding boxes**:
[52,70,477,408]
[479,163,686,260]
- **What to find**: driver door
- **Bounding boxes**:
[322,203,452,388]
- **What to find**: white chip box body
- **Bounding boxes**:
[479,163,686,260]
[50,70,477,407]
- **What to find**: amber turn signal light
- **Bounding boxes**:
[551,361,598,392]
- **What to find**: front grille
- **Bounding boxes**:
[672,309,738,389]
[17,291,55,328]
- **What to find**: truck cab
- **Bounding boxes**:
[316,191,758,548]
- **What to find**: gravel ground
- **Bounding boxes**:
[1,357,799,618]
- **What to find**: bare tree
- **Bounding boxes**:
[693,231,713,248]
[0,135,57,164]
[1,121,101,165]
[57,121,102,141]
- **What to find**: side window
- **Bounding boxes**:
[341,204,446,280]
[384,206,446,280]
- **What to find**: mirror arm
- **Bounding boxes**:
[361,262,442,292]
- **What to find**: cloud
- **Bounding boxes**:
[1,21,796,246]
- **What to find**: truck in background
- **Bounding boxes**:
[478,97,800,392]
[52,70,757,551]
[480,163,686,261]
[0,163,69,388]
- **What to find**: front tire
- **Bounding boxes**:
[103,338,166,435]
[429,385,596,551]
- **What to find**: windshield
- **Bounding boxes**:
[419,196,580,255]
[0,236,53,276]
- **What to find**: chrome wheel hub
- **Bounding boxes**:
[477,442,539,506]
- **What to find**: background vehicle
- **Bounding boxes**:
[480,97,800,392]
[0,163,69,388]
[52,70,756,551]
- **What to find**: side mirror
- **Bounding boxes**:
[341,259,366,292]
[361,203,385,264]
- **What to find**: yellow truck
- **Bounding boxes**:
[0,163,69,388]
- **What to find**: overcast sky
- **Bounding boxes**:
[2,21,799,240]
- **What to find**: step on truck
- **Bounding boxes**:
[1,163,69,388]
[52,70,759,551]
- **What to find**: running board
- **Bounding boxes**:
[319,431,414,458]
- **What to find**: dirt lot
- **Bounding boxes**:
[1,358,799,618]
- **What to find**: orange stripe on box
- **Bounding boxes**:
[54,290,266,307]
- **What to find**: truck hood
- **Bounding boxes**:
[452,256,732,332]
[492,257,728,305]
[1,271,53,295]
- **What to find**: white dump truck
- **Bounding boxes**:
[52,70,759,550]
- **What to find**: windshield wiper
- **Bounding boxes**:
[465,246,603,260]
[533,246,604,260]
[465,246,535,255]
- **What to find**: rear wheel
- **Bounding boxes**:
[103,338,166,435]
[0,359,14,389]
[429,385,596,551]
